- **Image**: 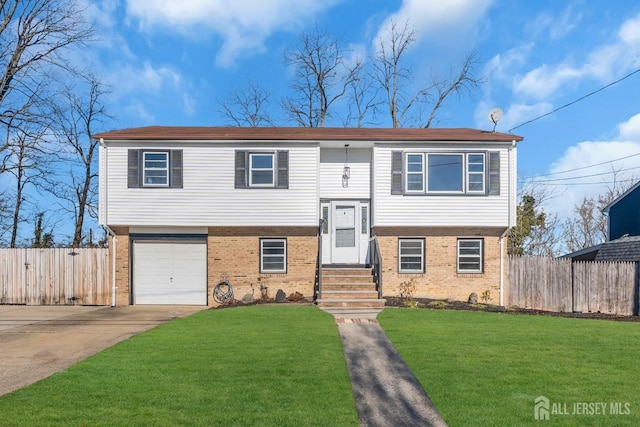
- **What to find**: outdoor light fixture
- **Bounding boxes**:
[342,144,350,187]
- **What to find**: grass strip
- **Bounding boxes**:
[0,306,358,426]
[379,309,640,427]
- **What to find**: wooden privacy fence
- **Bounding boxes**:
[0,248,110,306]
[509,256,639,316]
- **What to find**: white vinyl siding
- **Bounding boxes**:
[260,239,286,273]
[104,144,318,226]
[457,239,483,273]
[320,148,370,199]
[398,238,424,273]
[374,146,511,227]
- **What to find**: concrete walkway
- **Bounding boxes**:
[337,318,447,427]
[0,305,206,397]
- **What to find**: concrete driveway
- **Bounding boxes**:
[0,305,207,397]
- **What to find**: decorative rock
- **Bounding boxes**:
[468,292,478,304]
[241,294,254,304]
[288,292,305,302]
[275,289,287,303]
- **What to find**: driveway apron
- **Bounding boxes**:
[0,305,206,397]
[337,318,447,427]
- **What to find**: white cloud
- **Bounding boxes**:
[125,0,344,67]
[183,92,196,116]
[105,61,182,98]
[529,114,640,218]
[513,12,640,100]
[374,0,494,50]
[525,3,583,40]
[514,63,582,100]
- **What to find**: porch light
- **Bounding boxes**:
[342,144,350,187]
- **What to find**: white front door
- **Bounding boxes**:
[321,201,370,265]
[332,203,358,263]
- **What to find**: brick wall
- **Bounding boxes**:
[110,226,317,307]
[374,226,507,303]
[208,227,317,306]
[112,227,131,306]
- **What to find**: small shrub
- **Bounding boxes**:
[398,278,417,300]
[481,290,492,303]
[427,300,448,309]
[403,300,420,309]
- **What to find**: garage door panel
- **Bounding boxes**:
[133,241,207,305]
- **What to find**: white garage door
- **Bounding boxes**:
[133,241,207,305]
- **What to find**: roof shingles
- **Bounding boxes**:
[93,126,523,142]
[594,235,640,262]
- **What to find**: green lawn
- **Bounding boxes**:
[0,306,358,427]
[378,309,640,427]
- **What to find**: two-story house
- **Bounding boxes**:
[95,127,521,307]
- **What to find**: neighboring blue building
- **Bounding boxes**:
[602,181,640,241]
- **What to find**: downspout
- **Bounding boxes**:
[98,137,117,307]
[499,140,518,307]
[104,225,117,307]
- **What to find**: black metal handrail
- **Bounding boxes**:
[314,219,325,301]
[369,236,382,299]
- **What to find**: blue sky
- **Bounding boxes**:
[79,0,640,221]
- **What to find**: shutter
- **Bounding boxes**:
[170,150,183,188]
[235,150,247,188]
[391,151,403,195]
[276,150,289,189]
[489,152,500,195]
[128,149,140,188]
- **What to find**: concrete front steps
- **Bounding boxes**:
[317,267,385,319]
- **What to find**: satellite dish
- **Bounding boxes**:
[489,108,503,132]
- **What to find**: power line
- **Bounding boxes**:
[508,68,640,133]
[521,151,640,180]
[525,165,640,183]
[534,178,639,186]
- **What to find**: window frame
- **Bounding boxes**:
[405,153,425,193]
[260,238,287,273]
[457,238,484,273]
[249,153,275,187]
[401,151,491,195]
[142,151,169,187]
[398,238,425,273]
[466,153,486,193]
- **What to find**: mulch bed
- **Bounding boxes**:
[384,296,640,322]
[212,292,639,322]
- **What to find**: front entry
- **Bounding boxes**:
[321,200,370,265]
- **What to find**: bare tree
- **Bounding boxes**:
[3,124,49,247]
[282,25,360,127]
[343,61,382,127]
[217,80,275,127]
[562,197,605,253]
[51,75,111,247]
[372,20,483,128]
[561,175,636,252]
[0,0,92,128]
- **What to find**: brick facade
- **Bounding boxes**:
[112,227,131,306]
[374,227,508,303]
[112,225,507,306]
[208,227,317,306]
